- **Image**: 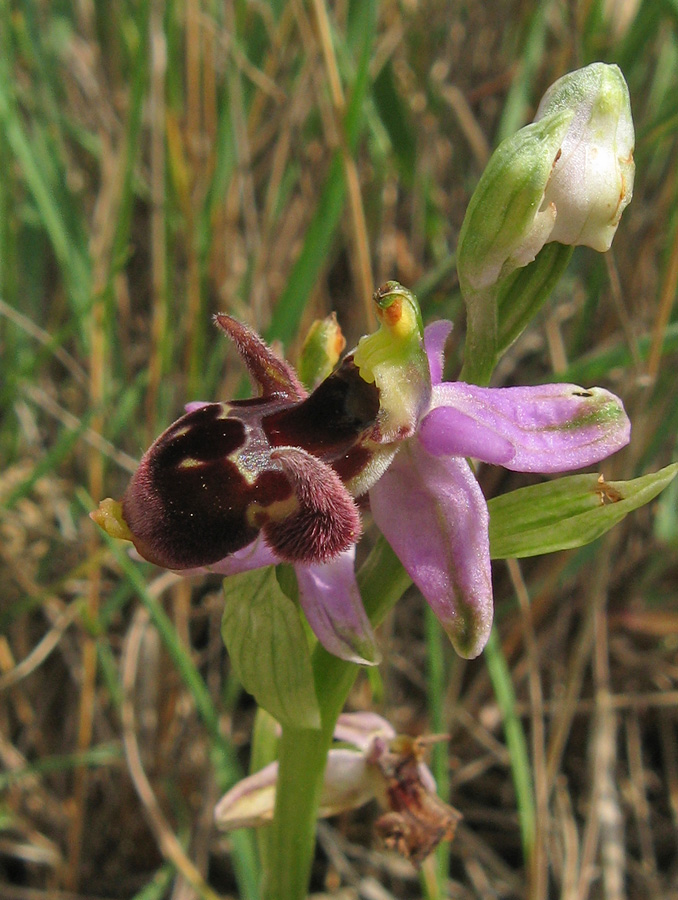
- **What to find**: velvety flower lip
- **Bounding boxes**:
[106,313,384,573]
[368,317,631,659]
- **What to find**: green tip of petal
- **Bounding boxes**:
[445,607,493,660]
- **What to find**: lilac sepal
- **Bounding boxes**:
[423,320,453,385]
[296,548,381,666]
[369,440,493,659]
[333,712,395,750]
[184,400,211,413]
[419,382,631,473]
[185,539,378,665]
[183,534,278,577]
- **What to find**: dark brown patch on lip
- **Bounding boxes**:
[157,404,247,466]
[332,444,373,486]
[122,404,296,569]
[120,353,383,569]
[264,358,379,460]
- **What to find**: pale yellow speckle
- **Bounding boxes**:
[177,457,204,469]
[246,495,299,528]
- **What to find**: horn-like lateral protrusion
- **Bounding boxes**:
[264,446,362,563]
[214,314,307,401]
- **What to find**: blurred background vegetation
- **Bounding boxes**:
[1,0,678,897]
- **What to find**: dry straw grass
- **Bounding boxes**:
[1,1,678,898]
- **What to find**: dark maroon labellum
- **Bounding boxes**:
[121,317,380,570]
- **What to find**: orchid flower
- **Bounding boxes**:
[92,283,630,663]
[215,711,461,869]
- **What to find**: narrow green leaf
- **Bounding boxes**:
[489,464,678,559]
[372,58,416,182]
[221,568,321,730]
[0,743,122,791]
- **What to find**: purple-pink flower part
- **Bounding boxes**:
[367,314,630,658]
[93,285,631,664]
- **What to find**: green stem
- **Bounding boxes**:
[459,283,498,387]
[266,725,333,899]
[263,537,412,900]
[423,606,450,898]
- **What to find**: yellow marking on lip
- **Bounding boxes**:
[246,495,299,528]
[170,425,192,439]
[177,457,204,469]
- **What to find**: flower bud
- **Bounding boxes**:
[534,62,634,252]
[457,62,634,294]
[298,312,346,389]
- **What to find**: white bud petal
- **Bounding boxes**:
[535,62,635,252]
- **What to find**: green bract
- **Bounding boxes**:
[457,108,574,293]
[221,567,321,730]
[488,464,678,559]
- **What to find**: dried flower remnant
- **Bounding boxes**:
[370,734,461,868]
[214,712,461,868]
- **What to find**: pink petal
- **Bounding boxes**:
[370,441,493,658]
[296,548,380,665]
[334,712,396,750]
[420,382,630,472]
[180,534,278,577]
[423,320,453,385]
[184,401,211,413]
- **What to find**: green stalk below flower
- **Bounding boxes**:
[264,537,411,900]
